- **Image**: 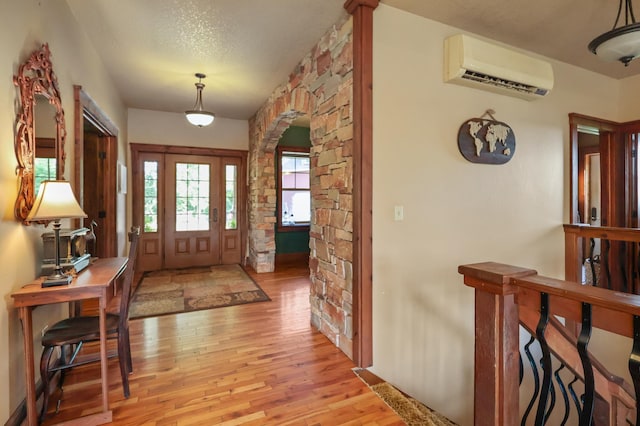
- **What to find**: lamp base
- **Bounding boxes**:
[41,274,73,288]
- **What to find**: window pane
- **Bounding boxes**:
[295,171,310,189]
[225,165,237,229]
[282,189,310,225]
[175,162,210,231]
[143,161,159,232]
[34,158,56,195]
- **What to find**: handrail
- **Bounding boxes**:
[564,224,640,292]
[459,261,639,425]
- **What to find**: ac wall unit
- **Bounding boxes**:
[444,34,554,100]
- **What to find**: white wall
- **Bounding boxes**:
[371,5,622,424]
[128,108,248,150]
[0,0,127,420]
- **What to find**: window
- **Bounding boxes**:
[143,161,159,232]
[34,158,56,195]
[225,164,237,229]
[34,138,57,195]
[278,146,310,229]
[175,162,210,232]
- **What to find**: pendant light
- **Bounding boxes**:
[185,73,215,127]
[588,0,640,66]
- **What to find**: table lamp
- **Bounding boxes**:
[27,180,88,287]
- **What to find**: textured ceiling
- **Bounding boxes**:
[65,0,640,121]
[66,0,347,119]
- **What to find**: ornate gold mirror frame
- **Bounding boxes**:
[14,43,67,223]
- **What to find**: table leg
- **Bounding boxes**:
[99,292,109,412]
[19,306,38,426]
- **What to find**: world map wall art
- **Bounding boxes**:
[457,116,515,164]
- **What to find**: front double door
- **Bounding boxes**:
[135,149,244,272]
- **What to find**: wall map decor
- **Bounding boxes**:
[457,109,515,164]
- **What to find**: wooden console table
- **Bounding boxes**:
[11,256,127,426]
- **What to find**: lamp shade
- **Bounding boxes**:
[588,0,640,66]
[588,23,640,65]
[185,110,215,127]
[27,180,87,222]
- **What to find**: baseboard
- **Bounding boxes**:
[5,379,44,426]
[6,364,62,426]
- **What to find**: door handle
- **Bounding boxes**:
[213,208,218,222]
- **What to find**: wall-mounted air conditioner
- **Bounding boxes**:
[444,34,554,101]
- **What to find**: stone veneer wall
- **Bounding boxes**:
[247,16,355,357]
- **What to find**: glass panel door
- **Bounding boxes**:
[164,154,221,269]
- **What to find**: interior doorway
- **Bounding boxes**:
[73,86,118,257]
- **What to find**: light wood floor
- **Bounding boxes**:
[42,261,403,425]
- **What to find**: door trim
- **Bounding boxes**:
[73,86,118,257]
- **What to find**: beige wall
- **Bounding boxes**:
[0,0,127,420]
[371,5,623,424]
[128,108,248,150]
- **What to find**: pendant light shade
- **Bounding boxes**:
[185,73,215,127]
[588,0,640,66]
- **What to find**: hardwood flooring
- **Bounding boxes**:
[41,262,403,425]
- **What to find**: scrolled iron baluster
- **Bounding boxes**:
[589,237,597,286]
[544,360,557,421]
[553,364,571,426]
[577,302,595,426]
[535,293,553,425]
[628,315,640,425]
[621,241,629,293]
[636,242,640,294]
[520,350,524,385]
[568,375,582,418]
[604,239,612,290]
[522,335,540,426]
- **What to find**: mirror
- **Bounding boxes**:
[14,43,67,223]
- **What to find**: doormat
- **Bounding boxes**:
[129,264,270,319]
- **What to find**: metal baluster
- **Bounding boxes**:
[535,293,552,425]
[522,335,540,426]
[553,364,571,425]
[604,239,612,290]
[545,361,556,421]
[589,237,597,286]
[628,315,640,425]
[577,302,595,425]
[520,350,524,385]
[568,375,583,417]
[636,242,640,294]
[621,241,629,293]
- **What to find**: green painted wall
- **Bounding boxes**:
[276,126,311,255]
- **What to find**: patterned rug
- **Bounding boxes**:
[129,264,270,319]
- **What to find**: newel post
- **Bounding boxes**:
[458,262,538,426]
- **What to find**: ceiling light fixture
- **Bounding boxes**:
[185,73,215,127]
[588,0,640,66]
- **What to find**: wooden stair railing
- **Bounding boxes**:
[564,224,640,293]
[459,262,640,426]
[519,308,635,424]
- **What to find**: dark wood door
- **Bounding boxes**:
[164,154,221,269]
[83,133,108,258]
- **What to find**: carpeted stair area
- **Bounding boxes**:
[354,368,457,426]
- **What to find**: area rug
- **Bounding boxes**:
[354,369,457,426]
[129,264,270,319]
